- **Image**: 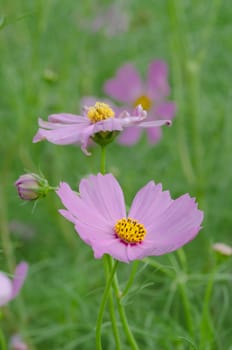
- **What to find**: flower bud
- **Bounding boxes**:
[212,242,232,257]
[15,173,50,201]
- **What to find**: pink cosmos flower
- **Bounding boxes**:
[10,334,28,350]
[91,3,129,37]
[104,60,176,145]
[0,262,28,306]
[33,102,171,155]
[56,174,203,263]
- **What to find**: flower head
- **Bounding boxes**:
[80,3,129,38]
[15,173,51,201]
[33,102,171,155]
[56,174,203,263]
[0,262,28,307]
[212,242,232,257]
[104,60,176,145]
[10,334,28,350]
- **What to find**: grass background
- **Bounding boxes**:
[0,0,232,349]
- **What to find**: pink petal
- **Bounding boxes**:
[11,262,28,299]
[79,174,126,222]
[147,60,170,100]
[57,175,126,247]
[138,119,171,128]
[146,194,203,255]
[117,126,141,145]
[74,221,113,245]
[146,127,162,144]
[57,182,110,229]
[92,238,129,263]
[0,272,12,306]
[92,118,124,133]
[129,181,172,229]
[10,334,28,350]
[104,63,143,103]
[33,124,88,145]
[155,102,176,119]
[57,175,130,261]
[126,239,155,261]
[148,227,201,256]
[48,113,87,124]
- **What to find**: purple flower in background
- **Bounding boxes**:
[10,334,28,350]
[0,262,28,306]
[104,60,176,145]
[33,102,171,155]
[57,173,203,263]
[92,3,129,37]
[79,3,129,38]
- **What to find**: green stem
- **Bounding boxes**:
[185,63,203,181]
[197,0,222,65]
[0,183,16,273]
[100,145,106,175]
[0,328,7,350]
[100,144,122,349]
[96,258,119,350]
[199,270,215,349]
[178,280,193,336]
[107,256,140,350]
[99,140,138,348]
[121,260,139,298]
[104,259,121,350]
[173,252,193,336]
[167,0,196,185]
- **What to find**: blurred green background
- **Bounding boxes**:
[0,0,232,349]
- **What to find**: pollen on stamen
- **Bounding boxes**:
[114,217,147,245]
[87,102,115,123]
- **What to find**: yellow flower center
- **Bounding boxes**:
[87,102,115,123]
[133,95,152,111]
[114,217,147,244]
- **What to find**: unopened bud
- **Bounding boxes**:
[213,242,232,257]
[15,173,52,201]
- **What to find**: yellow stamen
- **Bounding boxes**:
[114,217,146,244]
[87,102,115,123]
[133,95,152,111]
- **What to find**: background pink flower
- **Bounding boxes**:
[33,103,170,155]
[91,3,129,38]
[10,334,28,350]
[104,60,176,145]
[0,262,28,306]
[57,174,203,263]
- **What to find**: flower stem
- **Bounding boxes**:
[121,260,139,298]
[107,256,140,350]
[199,269,215,349]
[96,257,119,350]
[99,142,138,348]
[0,184,16,273]
[167,0,196,185]
[100,144,122,349]
[175,251,193,336]
[100,145,106,175]
[104,261,121,350]
[0,328,7,350]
